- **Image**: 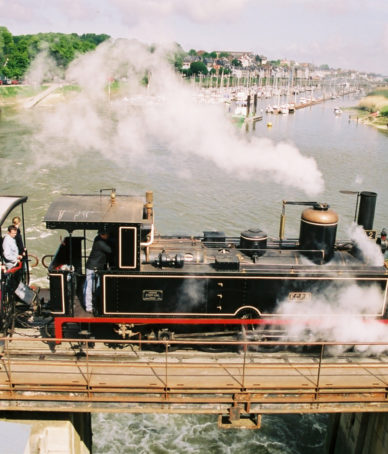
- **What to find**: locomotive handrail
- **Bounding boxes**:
[2,261,22,275]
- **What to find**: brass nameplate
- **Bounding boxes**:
[142,290,163,302]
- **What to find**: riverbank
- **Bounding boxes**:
[349,87,388,131]
[358,112,388,130]
[0,84,79,110]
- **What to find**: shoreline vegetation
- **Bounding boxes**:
[1,84,388,133]
[349,87,388,131]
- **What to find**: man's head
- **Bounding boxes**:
[7,225,17,237]
[98,228,109,240]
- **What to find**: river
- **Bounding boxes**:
[0,91,387,453]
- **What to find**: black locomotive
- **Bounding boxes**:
[1,189,387,341]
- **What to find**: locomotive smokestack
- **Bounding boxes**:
[357,191,377,231]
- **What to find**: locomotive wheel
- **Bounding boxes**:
[238,309,262,340]
[237,310,282,351]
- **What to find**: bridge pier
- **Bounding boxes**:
[0,411,92,454]
[326,412,388,454]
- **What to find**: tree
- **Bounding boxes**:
[0,27,15,78]
[80,34,110,46]
[202,51,217,60]
[231,58,242,67]
[0,31,111,79]
[188,61,208,76]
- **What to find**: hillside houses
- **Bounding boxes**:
[179,49,382,84]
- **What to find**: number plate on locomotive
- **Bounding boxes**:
[288,292,312,301]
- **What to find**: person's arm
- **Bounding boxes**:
[99,241,112,255]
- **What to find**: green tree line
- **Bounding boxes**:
[0,27,110,81]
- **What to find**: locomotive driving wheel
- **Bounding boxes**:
[238,309,262,341]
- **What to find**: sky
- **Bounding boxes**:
[0,0,387,75]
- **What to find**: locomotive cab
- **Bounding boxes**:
[44,190,153,315]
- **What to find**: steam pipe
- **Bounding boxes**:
[140,223,155,247]
[279,200,318,241]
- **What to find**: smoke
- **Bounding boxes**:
[176,279,206,312]
[27,38,324,196]
[275,275,387,356]
[349,223,384,266]
[276,282,388,353]
[23,46,63,86]
[273,220,387,353]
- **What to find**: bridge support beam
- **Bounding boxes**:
[0,411,92,454]
[326,412,388,454]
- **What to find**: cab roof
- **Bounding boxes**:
[0,196,28,227]
[44,194,149,231]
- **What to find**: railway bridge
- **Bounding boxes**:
[1,334,388,453]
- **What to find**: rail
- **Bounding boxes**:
[1,336,388,420]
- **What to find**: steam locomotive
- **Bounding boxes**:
[1,189,387,341]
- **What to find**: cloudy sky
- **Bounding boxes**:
[1,0,387,74]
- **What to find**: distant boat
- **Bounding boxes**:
[280,105,289,114]
[232,100,248,118]
[334,107,342,115]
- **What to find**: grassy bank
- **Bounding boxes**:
[352,87,388,130]
[0,84,82,111]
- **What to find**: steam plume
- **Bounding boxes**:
[29,39,324,196]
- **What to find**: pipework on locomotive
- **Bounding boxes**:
[0,189,387,341]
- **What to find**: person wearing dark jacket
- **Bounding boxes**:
[83,230,112,313]
[12,216,25,255]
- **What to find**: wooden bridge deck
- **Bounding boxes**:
[1,334,388,416]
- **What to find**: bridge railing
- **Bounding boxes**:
[1,336,388,414]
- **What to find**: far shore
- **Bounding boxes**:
[2,84,388,134]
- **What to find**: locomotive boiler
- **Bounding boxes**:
[1,189,387,342]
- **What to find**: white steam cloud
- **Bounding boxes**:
[274,224,387,352]
[29,38,324,196]
[349,223,384,266]
[24,46,63,86]
[276,283,388,353]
